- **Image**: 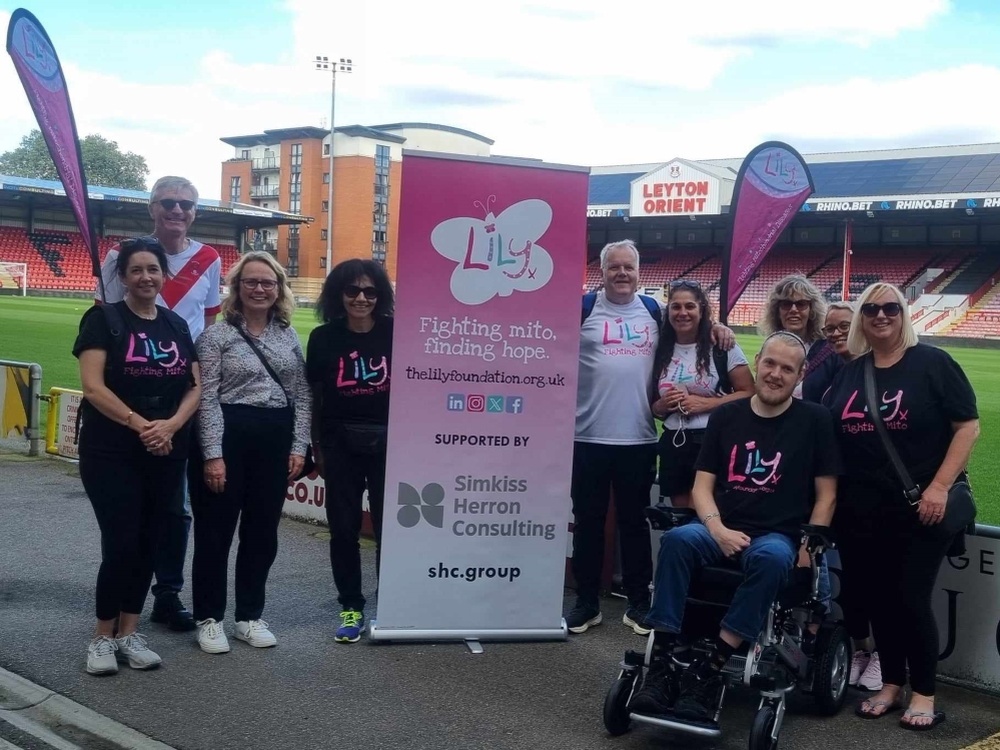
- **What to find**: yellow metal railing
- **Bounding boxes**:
[44,387,83,459]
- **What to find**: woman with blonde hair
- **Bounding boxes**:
[190,251,311,654]
[825,282,979,730]
[760,274,839,402]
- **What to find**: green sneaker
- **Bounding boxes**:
[334,610,365,643]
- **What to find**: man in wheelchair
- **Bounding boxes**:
[630,332,840,723]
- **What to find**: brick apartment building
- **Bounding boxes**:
[220,123,494,297]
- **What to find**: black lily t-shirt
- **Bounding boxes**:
[695,398,841,539]
[72,302,197,459]
[824,344,978,499]
[306,316,393,438]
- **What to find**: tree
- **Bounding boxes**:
[0,130,150,191]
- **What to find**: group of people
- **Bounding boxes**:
[75,207,979,732]
[76,177,395,676]
[570,240,979,732]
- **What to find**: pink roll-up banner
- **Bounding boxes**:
[720,142,814,324]
[371,152,589,642]
[6,9,101,296]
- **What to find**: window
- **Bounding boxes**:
[321,229,328,240]
[323,143,330,156]
[229,176,241,203]
[375,144,390,171]
[290,143,303,171]
[323,172,330,184]
[322,201,329,212]
[241,149,251,160]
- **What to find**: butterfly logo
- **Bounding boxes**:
[431,195,554,305]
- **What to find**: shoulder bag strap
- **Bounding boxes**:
[863,354,920,504]
[230,322,291,407]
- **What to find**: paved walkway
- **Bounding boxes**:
[1,448,999,749]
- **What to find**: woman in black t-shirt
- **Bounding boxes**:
[74,238,201,676]
[307,259,394,644]
[759,274,842,403]
[825,283,979,730]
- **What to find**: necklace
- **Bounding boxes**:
[125,300,157,320]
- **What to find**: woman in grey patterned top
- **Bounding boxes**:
[188,251,311,654]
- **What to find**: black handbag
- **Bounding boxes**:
[233,323,315,481]
[863,355,976,539]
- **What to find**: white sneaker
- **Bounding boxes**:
[235,619,277,648]
[849,650,870,686]
[196,618,231,654]
[857,651,883,691]
[114,632,161,670]
[86,636,119,675]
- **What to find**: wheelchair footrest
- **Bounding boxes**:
[631,712,722,738]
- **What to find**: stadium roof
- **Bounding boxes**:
[589,142,1000,209]
[220,122,493,149]
[0,173,309,230]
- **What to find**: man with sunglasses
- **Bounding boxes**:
[96,176,222,632]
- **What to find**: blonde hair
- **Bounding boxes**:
[847,282,917,356]
[222,251,295,327]
[826,300,855,315]
[759,274,828,343]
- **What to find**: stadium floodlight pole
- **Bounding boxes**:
[314,55,353,276]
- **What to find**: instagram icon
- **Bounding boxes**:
[466,394,485,412]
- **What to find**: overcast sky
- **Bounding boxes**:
[0,0,997,199]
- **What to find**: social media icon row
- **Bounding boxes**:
[447,394,524,414]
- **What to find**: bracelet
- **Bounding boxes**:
[702,512,721,525]
[124,410,134,426]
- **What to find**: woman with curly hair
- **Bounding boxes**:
[190,251,311,654]
[759,274,841,402]
[307,259,395,644]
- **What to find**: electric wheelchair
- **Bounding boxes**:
[603,506,850,749]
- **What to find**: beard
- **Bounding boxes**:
[756,382,793,406]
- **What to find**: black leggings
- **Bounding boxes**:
[79,452,186,620]
[837,500,952,695]
[190,404,292,623]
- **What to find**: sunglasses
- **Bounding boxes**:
[860,302,903,318]
[345,285,378,300]
[670,279,702,290]
[240,278,278,291]
[821,321,851,335]
[155,198,196,211]
[778,299,811,312]
[120,235,164,253]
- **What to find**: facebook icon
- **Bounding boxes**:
[447,394,465,411]
[505,396,524,414]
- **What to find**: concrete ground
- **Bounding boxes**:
[2,448,999,750]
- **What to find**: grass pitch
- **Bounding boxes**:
[2,295,998,524]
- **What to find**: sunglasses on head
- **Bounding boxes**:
[120,235,165,253]
[778,299,811,312]
[345,285,378,300]
[155,198,196,211]
[670,279,701,290]
[860,302,903,318]
[821,321,851,335]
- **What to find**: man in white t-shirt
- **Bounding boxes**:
[96,176,221,631]
[567,240,663,635]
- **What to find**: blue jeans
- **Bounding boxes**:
[646,523,796,643]
[151,469,191,599]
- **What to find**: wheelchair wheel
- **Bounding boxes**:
[749,703,778,750]
[813,623,850,716]
[603,671,637,736]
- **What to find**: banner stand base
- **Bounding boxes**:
[369,620,568,643]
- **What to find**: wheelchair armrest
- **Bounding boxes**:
[645,504,696,531]
[801,524,836,551]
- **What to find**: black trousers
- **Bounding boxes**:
[190,405,292,623]
[837,496,952,696]
[79,452,186,620]
[321,434,386,612]
[570,441,656,607]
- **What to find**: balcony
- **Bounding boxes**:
[250,186,280,198]
[252,157,278,171]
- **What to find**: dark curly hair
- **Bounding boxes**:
[116,236,169,279]
[317,259,394,323]
[653,281,714,381]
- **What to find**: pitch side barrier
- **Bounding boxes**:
[0,359,42,456]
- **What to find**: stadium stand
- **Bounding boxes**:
[0,226,240,293]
